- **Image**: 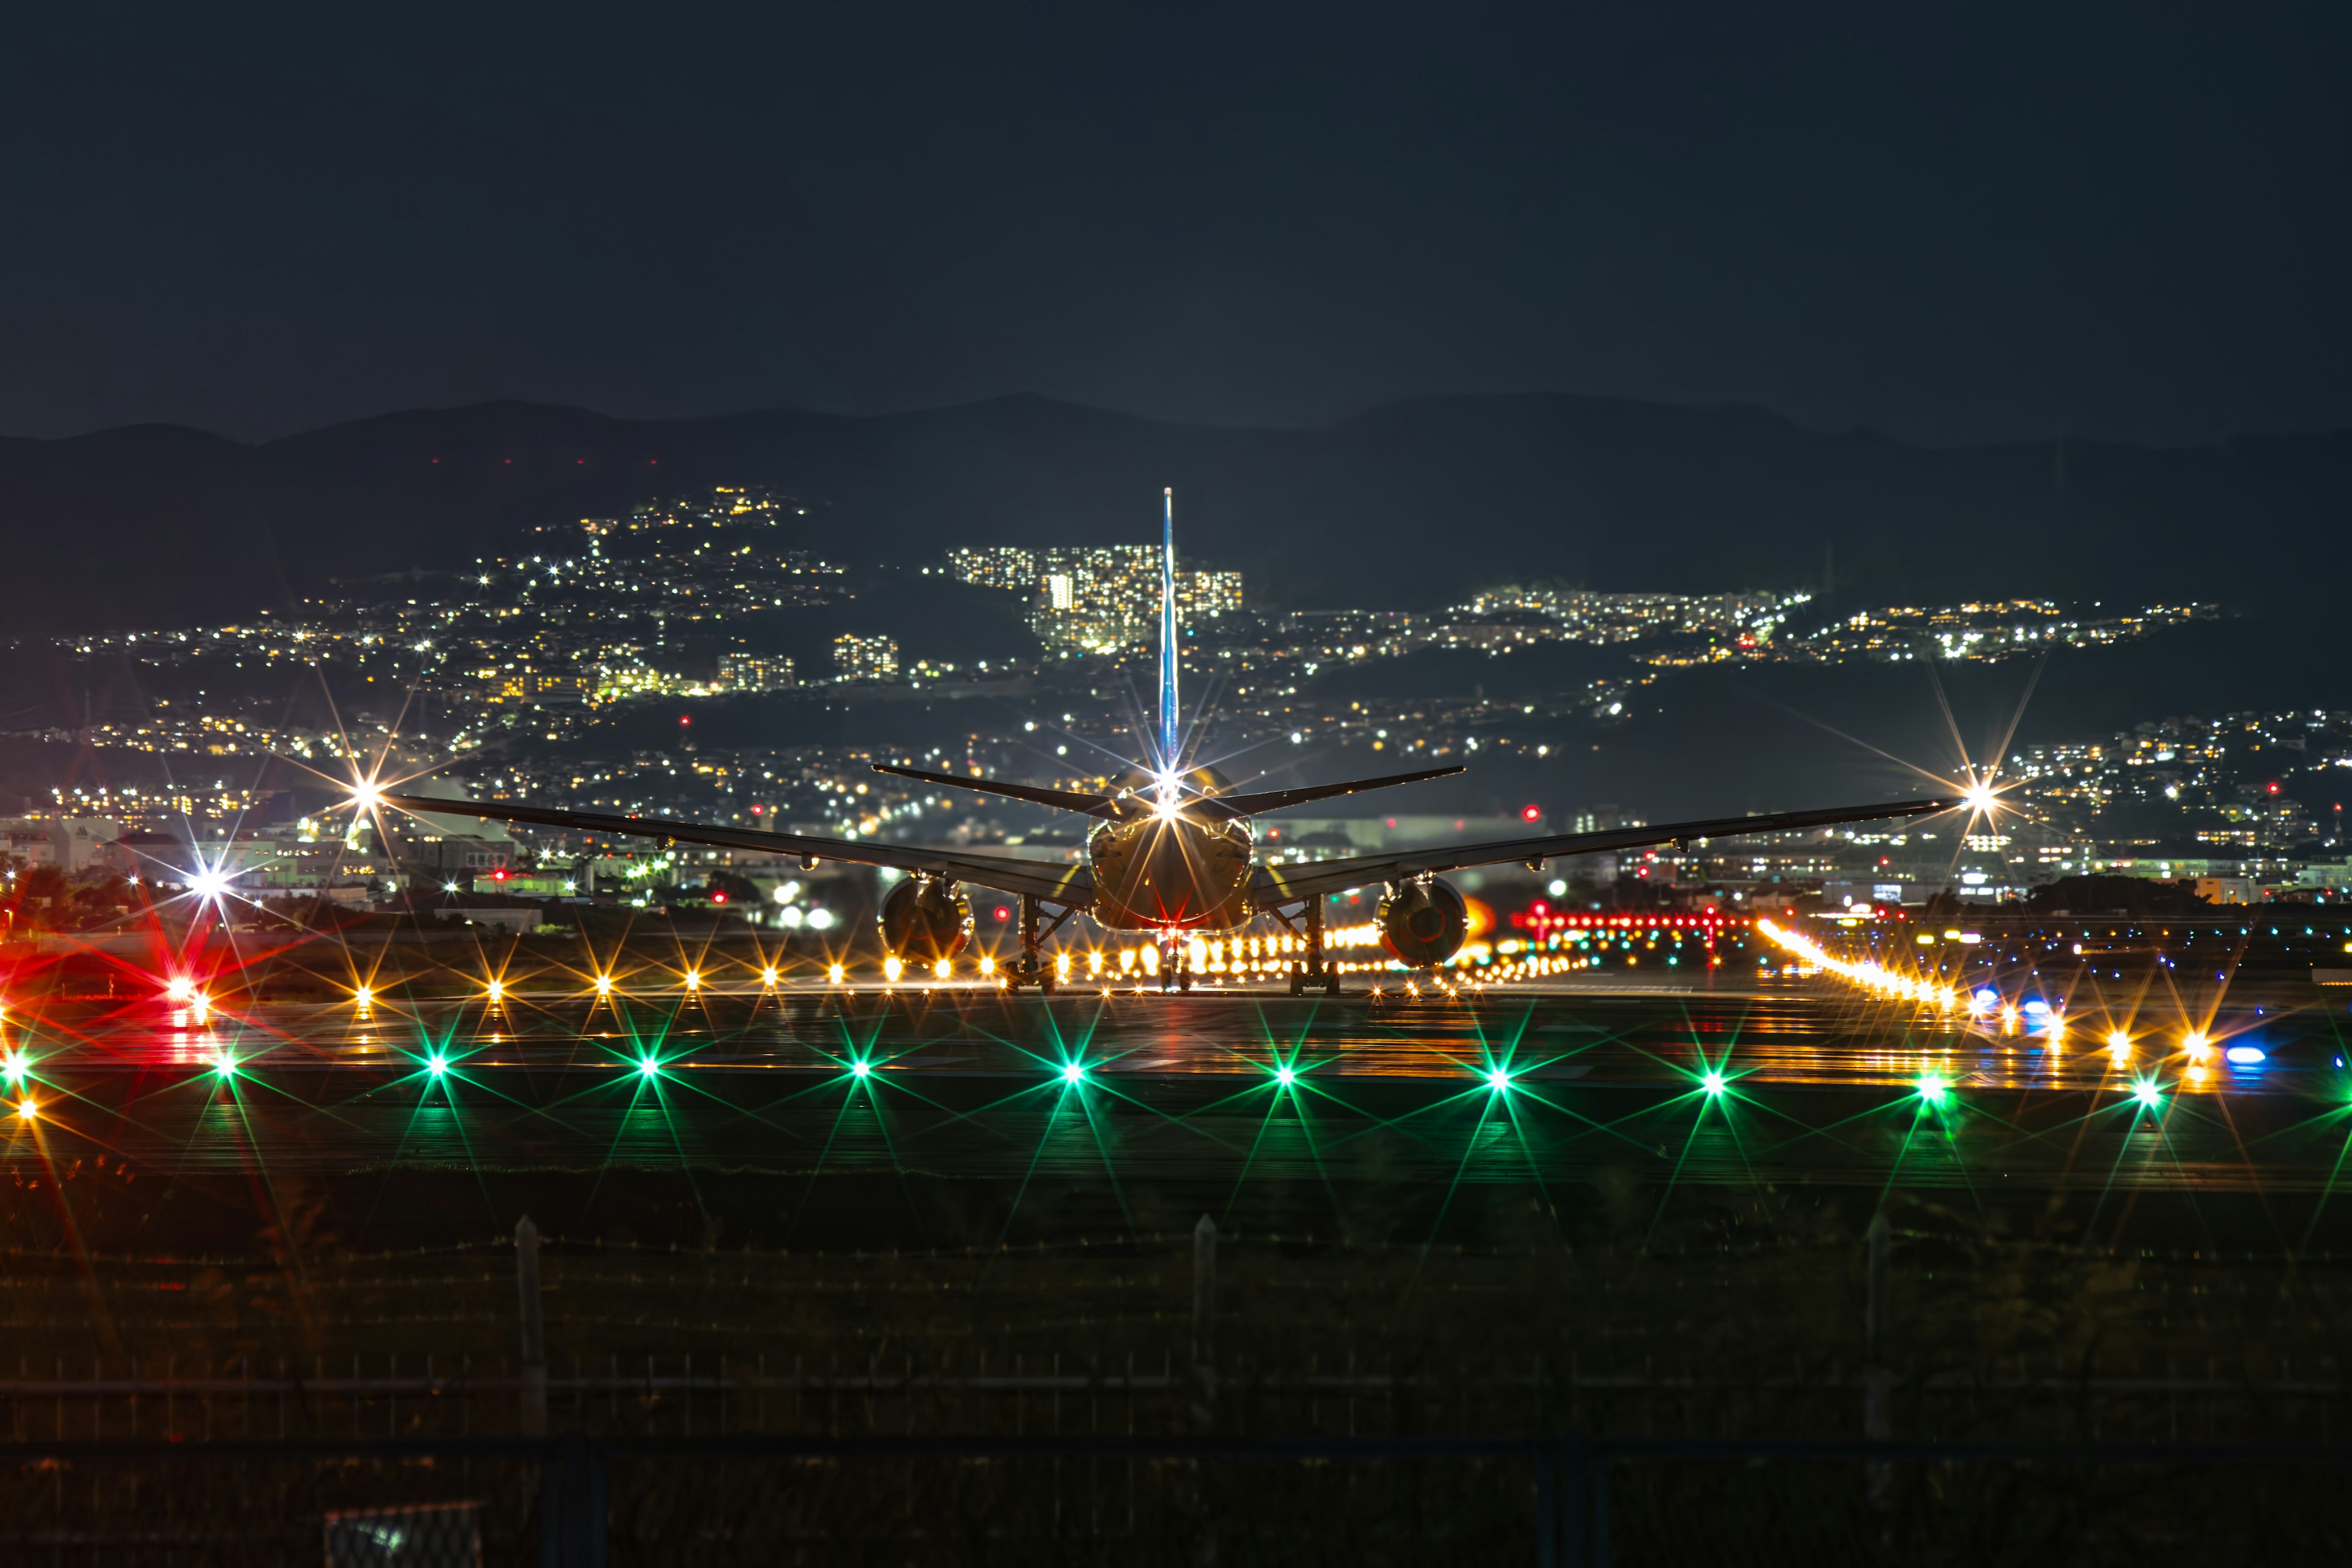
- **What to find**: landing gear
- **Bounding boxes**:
[1291,899,1340,997]
[1008,895,1055,996]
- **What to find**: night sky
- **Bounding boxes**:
[4,2,2345,445]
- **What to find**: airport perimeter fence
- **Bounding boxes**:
[0,1430,2349,1566]
[8,1218,2352,1450]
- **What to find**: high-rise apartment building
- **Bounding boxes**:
[718,651,797,692]
[1178,569,1244,622]
[832,634,900,683]
[945,546,1038,594]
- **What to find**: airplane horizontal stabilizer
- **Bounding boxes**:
[868,764,1121,818]
[1204,765,1466,818]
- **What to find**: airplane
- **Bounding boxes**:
[375,489,1960,995]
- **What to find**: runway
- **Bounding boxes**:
[3,976,2346,1220]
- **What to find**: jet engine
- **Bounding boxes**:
[1378,878,1468,968]
[878,876,972,964]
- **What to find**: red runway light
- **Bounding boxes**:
[711,891,726,904]
[1521,805,1541,822]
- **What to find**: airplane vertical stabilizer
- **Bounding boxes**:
[1159,487,1179,767]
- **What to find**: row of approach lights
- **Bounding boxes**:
[1756,918,2264,1077]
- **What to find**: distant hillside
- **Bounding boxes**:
[1,393,2346,634]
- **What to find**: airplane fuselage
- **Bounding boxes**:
[1085,810,1256,932]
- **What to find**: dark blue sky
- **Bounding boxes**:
[4,1,2345,443]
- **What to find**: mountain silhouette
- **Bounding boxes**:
[1,393,2344,635]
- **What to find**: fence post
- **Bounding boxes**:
[1534,1444,1558,1568]
[1554,1434,1611,1568]
[1191,1215,1218,1568]
[540,1427,608,1568]
[1190,1215,1217,1434]
[518,1216,548,1437]
[1864,1211,1891,1508]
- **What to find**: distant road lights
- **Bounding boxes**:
[443,882,460,895]
[2182,1031,2213,1061]
[684,970,701,992]
[760,967,779,987]
[593,974,614,997]
[14,1099,34,1122]
[1962,783,1999,815]
[1916,1072,1949,1106]
[2107,1030,2132,1060]
[827,962,846,986]
[883,957,904,984]
[348,780,383,812]
[353,986,374,1009]
[484,979,506,1003]
[1701,1070,1727,1096]
[933,959,952,981]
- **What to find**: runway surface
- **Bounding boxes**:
[4,974,2348,1207]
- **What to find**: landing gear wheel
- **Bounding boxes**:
[1287,969,1303,997]
[1178,965,1194,992]
[1039,973,1056,997]
[1324,971,1341,998]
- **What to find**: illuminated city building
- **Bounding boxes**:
[946,546,1038,594]
[833,633,900,682]
[952,545,1242,654]
[718,651,797,692]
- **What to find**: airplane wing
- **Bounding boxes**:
[375,794,1095,906]
[1248,796,1961,910]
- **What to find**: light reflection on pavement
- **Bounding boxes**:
[0,978,2343,1196]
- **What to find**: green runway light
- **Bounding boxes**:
[2134,1079,2162,1107]
[1701,1070,1726,1096]
[0,1054,25,1087]
[424,1053,448,1077]
[1275,1064,1296,1087]
[638,1057,662,1078]
[849,1058,871,1079]
[1061,1061,1086,1085]
[1916,1072,1948,1106]
[1486,1068,1511,1092]
[211,1053,238,1079]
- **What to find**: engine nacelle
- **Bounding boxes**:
[1378,878,1468,968]
[877,877,972,965]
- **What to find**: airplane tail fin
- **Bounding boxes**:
[1158,487,1180,769]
